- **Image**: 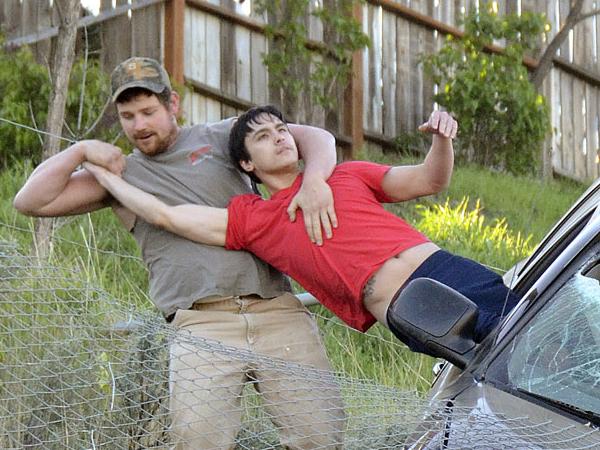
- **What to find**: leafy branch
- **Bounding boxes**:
[254,0,369,122]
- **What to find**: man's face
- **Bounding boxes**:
[116,92,179,156]
[242,114,299,179]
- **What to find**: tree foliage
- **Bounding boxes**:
[0,44,117,168]
[254,0,369,122]
[422,4,551,174]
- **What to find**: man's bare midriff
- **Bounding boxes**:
[362,242,440,326]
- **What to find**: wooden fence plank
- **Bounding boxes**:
[543,0,558,177]
[595,5,600,180]
[361,3,370,136]
[235,24,251,101]
[3,0,22,38]
[132,0,162,60]
[596,0,600,74]
[37,0,52,62]
[181,86,194,123]
[369,3,383,134]
[20,0,52,63]
[432,0,448,113]
[308,0,323,42]
[164,0,184,83]
[364,3,374,131]
[193,91,207,124]
[560,72,575,176]
[407,10,420,130]
[340,0,364,157]
[395,15,411,134]
[206,97,222,121]
[21,0,37,46]
[206,14,221,88]
[382,9,397,137]
[550,66,562,172]
[220,4,236,118]
[436,0,448,27]
[585,84,599,180]
[183,5,193,79]
[540,70,552,177]
[188,8,206,83]
[250,31,267,105]
[420,0,435,121]
[453,0,466,28]
[575,0,594,71]
[573,12,588,180]
[409,0,426,128]
[558,0,570,60]
[100,0,131,72]
[573,78,586,180]
[186,8,207,121]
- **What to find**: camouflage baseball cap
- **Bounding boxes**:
[110,57,171,103]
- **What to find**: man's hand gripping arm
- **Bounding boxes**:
[13,140,125,216]
[287,124,338,246]
[82,162,228,247]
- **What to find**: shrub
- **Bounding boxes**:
[422,4,550,174]
[0,45,117,168]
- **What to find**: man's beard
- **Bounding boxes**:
[133,126,177,156]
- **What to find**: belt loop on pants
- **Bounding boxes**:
[234,296,245,313]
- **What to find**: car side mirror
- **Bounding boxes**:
[387,278,479,369]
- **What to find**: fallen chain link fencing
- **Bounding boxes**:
[1,237,600,449]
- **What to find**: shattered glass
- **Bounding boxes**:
[505,272,600,416]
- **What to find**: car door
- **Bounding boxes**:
[464,237,600,448]
[406,230,600,449]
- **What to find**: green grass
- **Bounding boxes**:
[414,197,534,270]
[0,153,588,394]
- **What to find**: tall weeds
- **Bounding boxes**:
[0,158,587,397]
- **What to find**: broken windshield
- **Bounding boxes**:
[493,272,600,417]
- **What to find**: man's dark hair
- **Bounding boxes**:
[115,86,172,107]
[229,105,286,184]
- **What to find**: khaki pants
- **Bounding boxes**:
[169,293,346,449]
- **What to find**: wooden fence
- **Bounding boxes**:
[2,0,600,182]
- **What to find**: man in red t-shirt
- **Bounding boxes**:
[84,105,519,356]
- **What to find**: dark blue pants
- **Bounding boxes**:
[386,250,520,355]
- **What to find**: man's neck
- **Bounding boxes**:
[167,125,182,150]
[263,169,301,195]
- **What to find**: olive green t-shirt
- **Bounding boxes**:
[123,118,290,317]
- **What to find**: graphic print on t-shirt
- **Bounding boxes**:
[188,145,213,165]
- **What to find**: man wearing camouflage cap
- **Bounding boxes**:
[14,56,345,449]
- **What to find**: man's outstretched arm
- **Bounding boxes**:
[82,162,228,246]
[382,110,458,202]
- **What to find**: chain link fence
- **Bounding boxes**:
[2,237,600,449]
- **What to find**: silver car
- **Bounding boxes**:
[391,179,600,449]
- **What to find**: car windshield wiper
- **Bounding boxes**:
[516,388,600,425]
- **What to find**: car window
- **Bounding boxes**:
[489,270,600,416]
[509,212,590,295]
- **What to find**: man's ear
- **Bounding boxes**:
[169,91,180,116]
[240,159,255,174]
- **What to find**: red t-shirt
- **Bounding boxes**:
[226,161,429,331]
